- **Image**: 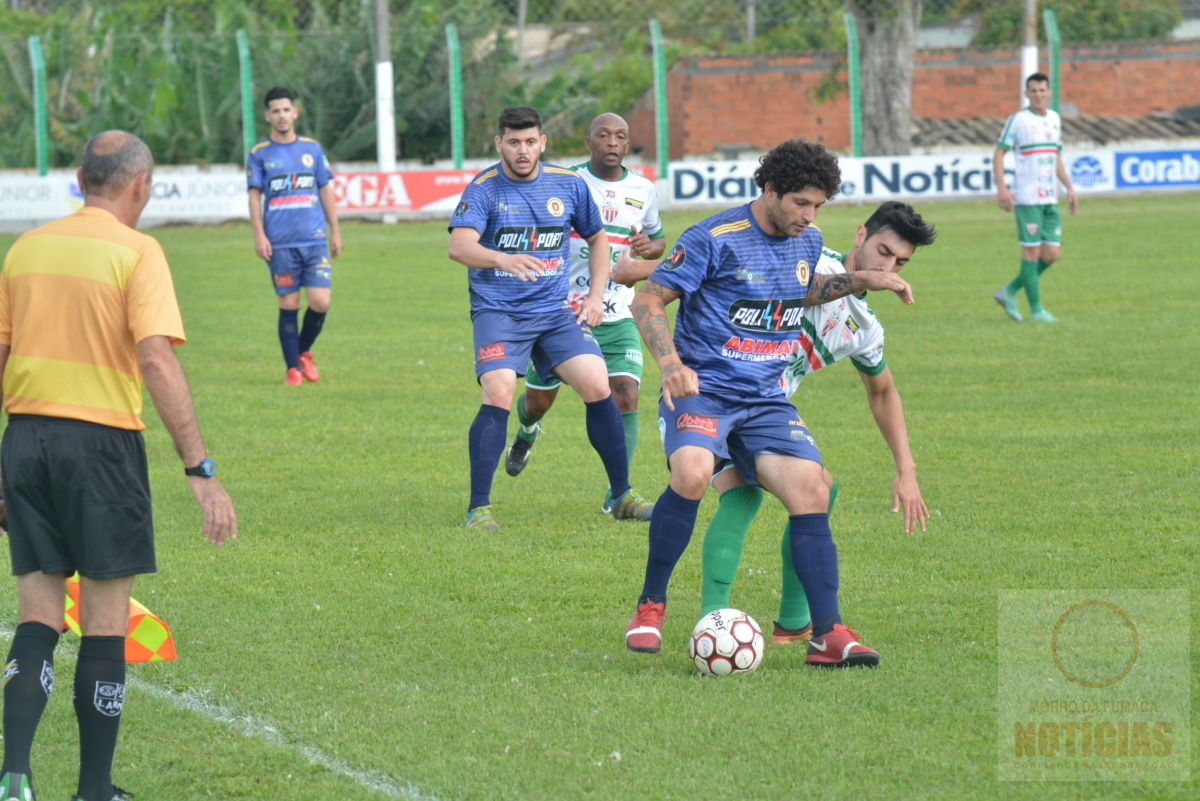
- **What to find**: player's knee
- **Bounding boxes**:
[524,390,553,417]
[611,382,639,412]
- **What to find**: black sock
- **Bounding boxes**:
[298,308,327,354]
[74,636,125,801]
[278,308,300,369]
[2,621,60,775]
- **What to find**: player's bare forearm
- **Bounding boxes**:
[318,184,341,256]
[585,228,610,290]
[632,282,680,367]
[804,273,856,305]
[138,336,207,466]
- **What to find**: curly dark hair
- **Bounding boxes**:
[753,139,841,200]
[263,86,295,108]
[863,201,937,248]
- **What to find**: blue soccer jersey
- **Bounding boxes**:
[650,204,822,399]
[246,137,334,249]
[449,163,603,315]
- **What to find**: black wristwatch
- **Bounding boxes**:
[184,458,216,478]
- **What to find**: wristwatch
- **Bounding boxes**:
[184,458,216,478]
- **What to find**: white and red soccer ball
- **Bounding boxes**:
[689,608,764,676]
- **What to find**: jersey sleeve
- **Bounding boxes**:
[447,180,492,235]
[316,146,333,188]
[126,240,186,347]
[246,146,265,191]
[641,184,664,239]
[570,178,603,240]
[648,223,712,296]
[848,314,887,376]
[996,113,1018,151]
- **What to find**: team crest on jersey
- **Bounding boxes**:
[664,243,685,270]
[795,260,810,285]
[602,204,619,223]
[455,200,469,217]
[301,153,314,168]
[546,197,564,216]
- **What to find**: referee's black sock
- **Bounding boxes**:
[2,621,59,775]
[74,636,125,801]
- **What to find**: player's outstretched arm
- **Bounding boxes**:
[632,280,695,410]
[138,336,238,545]
[859,367,928,534]
[448,227,543,281]
[612,250,659,287]
[805,271,913,306]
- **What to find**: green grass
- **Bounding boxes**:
[0,193,1197,800]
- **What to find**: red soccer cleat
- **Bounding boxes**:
[770,620,814,644]
[284,367,303,386]
[805,623,879,668]
[625,600,665,653]
[298,351,319,382]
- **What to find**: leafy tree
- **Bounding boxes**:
[962,0,1181,45]
[845,0,922,156]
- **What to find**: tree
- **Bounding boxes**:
[845,0,922,156]
[964,0,1181,45]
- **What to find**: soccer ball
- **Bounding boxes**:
[689,608,764,676]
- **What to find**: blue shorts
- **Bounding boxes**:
[267,244,332,295]
[471,309,602,380]
[657,392,821,485]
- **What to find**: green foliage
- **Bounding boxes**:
[964,0,1182,45]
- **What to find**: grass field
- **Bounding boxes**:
[0,192,1197,801]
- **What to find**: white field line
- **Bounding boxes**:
[2,626,443,801]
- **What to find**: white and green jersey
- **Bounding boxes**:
[567,163,664,323]
[996,107,1063,206]
[779,248,887,398]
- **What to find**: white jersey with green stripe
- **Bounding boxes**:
[567,163,664,323]
[779,248,886,398]
[996,107,1063,206]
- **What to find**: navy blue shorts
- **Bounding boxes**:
[471,308,602,380]
[657,392,822,485]
[267,244,331,295]
[2,416,156,579]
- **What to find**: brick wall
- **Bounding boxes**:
[626,40,1200,158]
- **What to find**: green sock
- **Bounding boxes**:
[699,485,763,617]
[1037,258,1052,276]
[515,395,542,441]
[621,410,638,472]
[1005,270,1023,296]
[776,481,835,630]
[1019,258,1043,313]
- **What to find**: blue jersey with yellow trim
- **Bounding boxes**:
[246,136,334,249]
[449,162,603,315]
[649,204,821,399]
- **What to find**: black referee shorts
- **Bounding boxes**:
[2,415,156,579]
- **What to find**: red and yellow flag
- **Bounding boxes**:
[63,576,177,663]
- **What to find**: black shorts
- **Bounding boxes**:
[2,415,156,579]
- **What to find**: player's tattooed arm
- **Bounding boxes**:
[805,271,914,306]
[631,280,682,364]
[805,273,855,305]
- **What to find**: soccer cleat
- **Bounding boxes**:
[1029,309,1059,323]
[625,599,665,653]
[0,771,34,801]
[284,367,303,386]
[770,620,814,644]
[464,505,500,531]
[298,351,319,382]
[993,288,1022,322]
[805,623,879,668]
[606,487,655,521]
[504,424,539,477]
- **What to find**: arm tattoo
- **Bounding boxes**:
[805,273,854,305]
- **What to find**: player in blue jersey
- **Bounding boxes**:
[247,86,342,386]
[624,140,912,667]
[448,106,653,530]
[504,113,665,521]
